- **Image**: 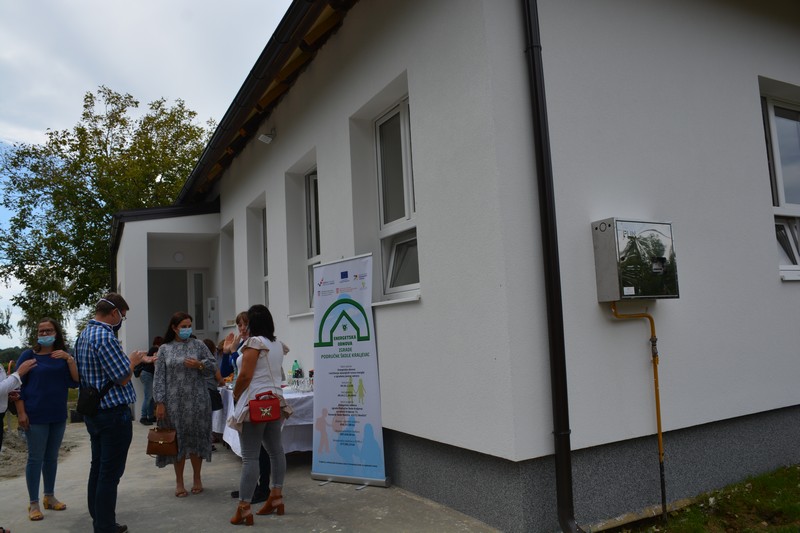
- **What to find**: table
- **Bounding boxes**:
[212,387,314,456]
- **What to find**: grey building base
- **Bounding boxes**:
[383,404,800,532]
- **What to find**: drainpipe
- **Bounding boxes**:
[520,1,585,532]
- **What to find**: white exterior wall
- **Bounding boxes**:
[538,0,800,449]
[115,213,220,414]
[217,0,552,460]
[115,0,800,466]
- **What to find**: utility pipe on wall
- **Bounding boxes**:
[520,1,585,531]
[610,302,668,522]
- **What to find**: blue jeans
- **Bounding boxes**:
[84,404,133,533]
[139,371,154,419]
[25,421,67,502]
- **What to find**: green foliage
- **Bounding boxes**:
[0,86,214,340]
[0,346,22,366]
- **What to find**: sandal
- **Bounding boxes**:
[175,489,189,498]
[191,486,203,494]
[28,502,44,521]
[43,495,67,510]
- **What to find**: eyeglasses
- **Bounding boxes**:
[37,329,56,335]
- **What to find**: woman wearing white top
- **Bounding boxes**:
[1,358,37,450]
[230,304,289,526]
[1,357,36,533]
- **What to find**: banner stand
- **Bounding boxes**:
[311,254,389,487]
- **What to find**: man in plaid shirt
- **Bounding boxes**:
[75,293,145,533]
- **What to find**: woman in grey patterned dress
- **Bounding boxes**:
[153,311,216,497]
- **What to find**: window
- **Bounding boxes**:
[763,95,800,280]
[305,169,321,306]
[268,208,269,307]
[376,98,419,294]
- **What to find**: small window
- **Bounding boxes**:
[763,96,800,278]
[387,229,419,290]
[376,98,419,295]
[305,169,321,307]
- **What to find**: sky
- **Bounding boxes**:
[0,0,293,347]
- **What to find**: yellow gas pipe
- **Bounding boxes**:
[610,301,667,522]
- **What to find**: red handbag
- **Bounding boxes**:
[248,391,281,423]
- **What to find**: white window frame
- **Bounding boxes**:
[305,169,321,307]
[376,98,419,296]
[764,96,800,280]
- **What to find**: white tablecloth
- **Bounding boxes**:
[212,387,313,456]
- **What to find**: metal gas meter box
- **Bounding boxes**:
[591,218,679,302]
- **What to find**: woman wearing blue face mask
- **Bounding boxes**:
[153,311,216,497]
[14,317,79,521]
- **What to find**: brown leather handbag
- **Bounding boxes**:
[146,427,178,457]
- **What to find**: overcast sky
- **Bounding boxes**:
[0,0,292,347]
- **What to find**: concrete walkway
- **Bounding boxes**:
[0,421,499,533]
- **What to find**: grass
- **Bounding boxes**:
[607,465,800,532]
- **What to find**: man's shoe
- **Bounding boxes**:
[115,524,128,533]
[139,418,153,426]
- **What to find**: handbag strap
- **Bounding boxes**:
[76,328,115,397]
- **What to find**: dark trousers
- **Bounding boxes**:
[84,404,132,533]
[0,410,4,452]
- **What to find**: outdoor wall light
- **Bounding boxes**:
[258,128,276,144]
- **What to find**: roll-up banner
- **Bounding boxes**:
[311,254,388,487]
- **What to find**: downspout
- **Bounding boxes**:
[520,1,585,532]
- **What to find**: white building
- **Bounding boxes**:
[111,1,800,530]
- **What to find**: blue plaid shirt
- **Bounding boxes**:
[75,319,137,409]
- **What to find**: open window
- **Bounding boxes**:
[376,98,419,295]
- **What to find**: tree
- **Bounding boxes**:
[0,86,213,342]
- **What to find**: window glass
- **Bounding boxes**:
[390,236,419,287]
[306,171,320,258]
[775,107,800,204]
[379,113,406,224]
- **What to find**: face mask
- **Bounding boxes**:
[112,309,124,333]
[38,335,56,347]
[178,327,193,340]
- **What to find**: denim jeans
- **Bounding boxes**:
[139,371,154,419]
[25,421,67,502]
[239,420,285,503]
[84,404,133,533]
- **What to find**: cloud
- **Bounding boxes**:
[0,0,292,145]
[0,0,292,344]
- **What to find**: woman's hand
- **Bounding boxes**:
[15,359,36,377]
[17,409,30,430]
[155,403,166,421]
[183,357,203,370]
[222,332,235,353]
[50,349,71,360]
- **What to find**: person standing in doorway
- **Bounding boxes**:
[74,293,145,533]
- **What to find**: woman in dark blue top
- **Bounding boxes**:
[15,317,79,521]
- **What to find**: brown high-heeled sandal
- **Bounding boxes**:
[256,491,284,516]
[230,502,253,526]
[43,495,67,510]
[28,502,43,521]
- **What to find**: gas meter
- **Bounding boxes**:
[591,218,679,302]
